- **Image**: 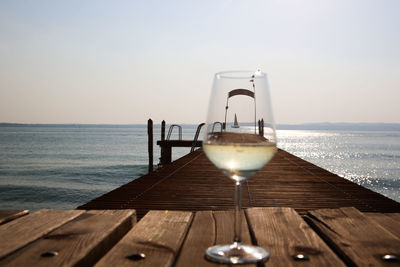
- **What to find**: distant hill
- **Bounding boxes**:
[276,122,400,131]
[0,123,146,128]
[1,122,400,131]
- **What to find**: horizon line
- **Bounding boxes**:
[1,122,400,126]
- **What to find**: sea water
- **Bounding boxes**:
[0,124,399,211]
[278,130,400,202]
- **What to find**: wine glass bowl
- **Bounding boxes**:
[203,70,277,264]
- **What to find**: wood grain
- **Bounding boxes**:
[0,209,84,259]
[79,149,400,220]
[1,210,135,266]
[95,210,192,267]
[0,210,29,225]
[175,210,254,267]
[387,213,400,222]
[246,207,345,267]
[307,207,400,266]
[365,212,400,238]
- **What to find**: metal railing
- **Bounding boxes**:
[191,123,205,152]
[166,124,182,140]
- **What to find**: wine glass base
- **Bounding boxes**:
[205,242,269,264]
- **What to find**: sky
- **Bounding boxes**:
[0,0,399,124]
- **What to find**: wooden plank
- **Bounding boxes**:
[307,207,400,266]
[95,210,192,267]
[386,213,400,222]
[157,140,202,147]
[0,209,84,259]
[246,207,345,267]
[1,210,135,266]
[365,212,400,238]
[0,210,29,225]
[175,210,254,267]
[148,118,153,172]
[79,149,400,220]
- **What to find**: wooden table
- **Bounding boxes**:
[1,207,399,266]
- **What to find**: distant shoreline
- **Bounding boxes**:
[277,122,400,131]
[1,122,400,131]
[0,123,146,128]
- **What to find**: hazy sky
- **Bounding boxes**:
[1,0,399,124]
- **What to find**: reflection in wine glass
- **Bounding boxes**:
[203,70,277,264]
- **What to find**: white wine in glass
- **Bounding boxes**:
[203,70,277,264]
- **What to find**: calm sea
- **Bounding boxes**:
[0,124,399,211]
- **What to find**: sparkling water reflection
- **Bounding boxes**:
[0,125,399,211]
[277,130,400,202]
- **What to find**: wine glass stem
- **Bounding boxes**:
[233,180,242,243]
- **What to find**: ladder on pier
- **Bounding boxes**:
[157,122,204,165]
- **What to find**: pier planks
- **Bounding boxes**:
[78,149,400,219]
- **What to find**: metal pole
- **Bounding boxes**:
[224,97,229,131]
[252,77,257,134]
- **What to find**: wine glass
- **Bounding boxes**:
[203,70,277,264]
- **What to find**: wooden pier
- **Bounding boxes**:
[3,143,400,266]
[78,148,400,220]
[2,207,400,266]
